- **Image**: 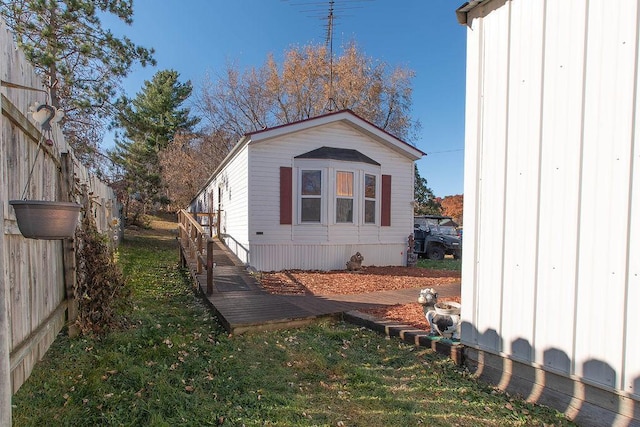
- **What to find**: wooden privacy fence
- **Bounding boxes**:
[0,19,120,425]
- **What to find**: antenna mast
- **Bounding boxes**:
[325,0,337,112]
[286,0,370,113]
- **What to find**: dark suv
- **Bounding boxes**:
[413,215,462,260]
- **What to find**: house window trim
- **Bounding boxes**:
[294,159,381,226]
[335,170,354,224]
[297,167,325,224]
[363,172,378,225]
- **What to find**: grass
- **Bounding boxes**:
[11,219,573,426]
[417,257,462,271]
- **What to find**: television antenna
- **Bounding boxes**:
[285,0,372,112]
[324,0,338,111]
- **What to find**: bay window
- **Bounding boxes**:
[364,173,376,224]
[336,171,354,223]
[300,170,322,222]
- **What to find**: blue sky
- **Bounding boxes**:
[102,0,466,197]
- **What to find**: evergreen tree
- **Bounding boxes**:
[110,70,199,217]
[0,0,155,167]
[414,165,441,215]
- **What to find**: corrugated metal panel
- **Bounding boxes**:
[534,0,586,375]
[471,0,510,352]
[573,0,637,389]
[463,0,640,396]
[626,39,640,397]
[500,0,545,363]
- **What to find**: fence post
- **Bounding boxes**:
[207,239,214,295]
[196,233,203,274]
[0,200,12,426]
[60,153,79,338]
[177,212,185,268]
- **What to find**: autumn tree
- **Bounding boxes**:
[196,42,419,143]
[0,0,155,166]
[110,70,199,218]
[158,131,233,210]
[440,194,463,225]
[414,165,441,215]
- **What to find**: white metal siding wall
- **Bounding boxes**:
[221,146,250,263]
[190,145,250,264]
[250,243,406,272]
[462,0,640,397]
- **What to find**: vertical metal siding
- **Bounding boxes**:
[251,243,405,272]
[626,19,640,394]
[473,1,511,352]
[500,0,545,363]
[574,0,637,389]
[533,0,587,376]
[463,0,640,396]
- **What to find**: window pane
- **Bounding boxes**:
[365,174,376,198]
[336,171,353,197]
[364,200,376,223]
[301,198,321,222]
[301,170,321,195]
[336,198,353,223]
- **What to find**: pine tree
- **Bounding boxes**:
[110,70,199,217]
[414,165,441,215]
[0,0,155,166]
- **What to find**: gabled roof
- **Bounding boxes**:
[246,109,425,161]
[194,110,424,203]
[295,146,381,166]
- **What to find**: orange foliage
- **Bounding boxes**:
[440,194,463,225]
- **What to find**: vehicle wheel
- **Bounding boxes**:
[427,246,445,260]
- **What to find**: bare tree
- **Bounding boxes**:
[158,131,232,210]
[195,42,419,143]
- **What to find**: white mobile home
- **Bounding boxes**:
[189,110,424,272]
[457,0,639,425]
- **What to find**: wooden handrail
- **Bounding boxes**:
[188,211,218,238]
[178,209,215,294]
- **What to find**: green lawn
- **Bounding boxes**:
[11,222,573,426]
[417,257,462,271]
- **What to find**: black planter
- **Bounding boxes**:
[9,200,81,239]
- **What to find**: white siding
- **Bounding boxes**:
[247,121,414,271]
[251,243,405,272]
[191,145,250,264]
[463,0,640,401]
[220,145,250,263]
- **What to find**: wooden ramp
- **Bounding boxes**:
[176,211,460,335]
[182,237,460,335]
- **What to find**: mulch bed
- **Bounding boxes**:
[257,266,461,332]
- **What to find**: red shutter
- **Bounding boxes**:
[280,167,293,225]
[381,174,391,226]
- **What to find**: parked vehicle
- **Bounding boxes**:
[413,215,462,260]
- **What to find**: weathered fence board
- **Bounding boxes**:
[0,17,121,424]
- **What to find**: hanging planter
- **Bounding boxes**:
[9,101,79,239]
[9,200,81,239]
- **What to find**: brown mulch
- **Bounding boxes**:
[362,296,462,331]
[257,266,461,332]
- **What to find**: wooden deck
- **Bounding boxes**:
[180,235,460,335]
